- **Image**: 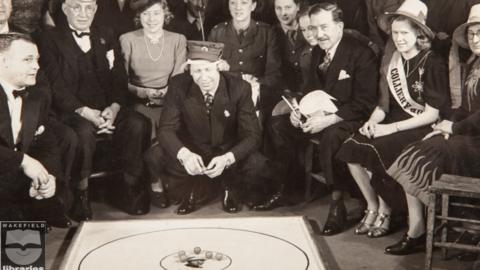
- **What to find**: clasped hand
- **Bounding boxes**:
[359,121,396,139]
[301,114,331,134]
[183,153,228,179]
[81,106,118,134]
[21,154,56,199]
[423,120,453,140]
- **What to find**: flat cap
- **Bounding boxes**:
[187,40,224,62]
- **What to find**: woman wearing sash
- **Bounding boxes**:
[120,0,187,208]
[336,0,449,238]
[386,4,480,255]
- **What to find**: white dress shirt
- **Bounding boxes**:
[70,24,91,53]
[1,80,25,146]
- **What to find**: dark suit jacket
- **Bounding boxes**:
[158,72,260,162]
[0,83,58,177]
[307,34,379,122]
[39,24,128,114]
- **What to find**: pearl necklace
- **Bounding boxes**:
[144,33,165,62]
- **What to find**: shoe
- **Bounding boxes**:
[71,190,92,221]
[322,200,347,236]
[124,184,150,215]
[150,190,170,208]
[222,190,241,213]
[252,190,285,211]
[177,191,196,215]
[46,214,72,228]
[385,233,426,255]
[354,209,378,235]
[367,213,391,238]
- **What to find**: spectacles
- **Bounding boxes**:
[467,30,480,40]
[66,3,96,15]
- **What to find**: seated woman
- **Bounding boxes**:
[120,0,187,208]
[336,0,449,238]
[386,4,480,255]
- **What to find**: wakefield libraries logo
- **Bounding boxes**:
[1,222,46,270]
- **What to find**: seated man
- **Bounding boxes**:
[39,0,151,221]
[266,3,378,233]
[155,40,278,214]
[0,33,70,227]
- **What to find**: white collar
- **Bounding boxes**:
[0,78,25,99]
[0,23,9,34]
[280,22,298,34]
[69,23,90,35]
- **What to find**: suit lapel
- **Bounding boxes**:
[184,83,211,141]
[241,20,259,47]
[0,88,13,147]
[210,76,229,146]
[20,87,40,152]
[324,37,348,91]
[56,27,83,72]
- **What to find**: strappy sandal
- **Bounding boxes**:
[367,212,391,238]
[355,209,378,235]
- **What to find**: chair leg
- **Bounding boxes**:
[304,143,313,201]
[440,194,450,259]
[425,192,436,270]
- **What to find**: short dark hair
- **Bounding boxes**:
[309,2,343,23]
[132,0,173,27]
[0,33,35,53]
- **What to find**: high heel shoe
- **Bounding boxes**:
[355,209,378,235]
[367,212,391,238]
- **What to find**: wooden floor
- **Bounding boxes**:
[45,191,477,270]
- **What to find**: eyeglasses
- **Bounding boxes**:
[66,3,96,15]
[467,30,480,40]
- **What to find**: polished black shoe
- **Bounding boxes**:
[150,190,170,208]
[222,190,241,213]
[252,191,285,211]
[322,200,347,236]
[71,190,93,221]
[46,214,73,228]
[124,184,150,215]
[385,233,426,255]
[177,192,196,215]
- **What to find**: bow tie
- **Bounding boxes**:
[71,29,90,38]
[12,89,28,99]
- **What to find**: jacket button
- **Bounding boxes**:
[294,62,299,66]
[238,49,243,53]
[239,61,243,65]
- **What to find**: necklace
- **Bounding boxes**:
[144,33,165,62]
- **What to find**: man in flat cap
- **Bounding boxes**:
[154,40,279,214]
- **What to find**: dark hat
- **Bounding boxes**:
[377,0,434,40]
[187,40,224,62]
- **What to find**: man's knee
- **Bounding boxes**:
[122,111,151,137]
[144,144,165,168]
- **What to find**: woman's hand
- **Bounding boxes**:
[359,120,377,139]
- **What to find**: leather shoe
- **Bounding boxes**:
[385,233,426,255]
[177,191,196,215]
[46,214,72,228]
[150,190,170,208]
[124,184,149,215]
[71,190,93,221]
[222,190,241,213]
[322,200,347,236]
[252,190,285,211]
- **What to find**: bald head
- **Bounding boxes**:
[62,0,97,32]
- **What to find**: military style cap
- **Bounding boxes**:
[187,40,224,62]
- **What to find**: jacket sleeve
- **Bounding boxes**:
[336,46,379,121]
[228,81,261,161]
[258,26,282,90]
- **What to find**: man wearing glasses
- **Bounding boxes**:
[39,0,151,221]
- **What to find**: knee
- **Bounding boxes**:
[125,112,151,137]
[73,119,96,144]
[144,144,165,166]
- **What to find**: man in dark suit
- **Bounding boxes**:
[166,0,229,40]
[39,0,151,221]
[0,33,70,227]
[154,40,277,214]
[266,3,378,235]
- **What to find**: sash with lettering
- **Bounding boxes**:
[386,51,425,116]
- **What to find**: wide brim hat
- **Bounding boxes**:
[453,4,480,49]
[377,0,435,40]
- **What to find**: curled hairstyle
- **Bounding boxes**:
[134,0,173,28]
[309,2,343,23]
[0,33,35,53]
[390,15,431,51]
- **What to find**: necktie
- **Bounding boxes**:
[287,29,296,44]
[238,29,246,43]
[318,51,332,73]
[70,28,90,38]
[204,93,213,114]
[12,89,28,99]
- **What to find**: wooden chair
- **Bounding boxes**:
[425,174,480,270]
[304,138,329,201]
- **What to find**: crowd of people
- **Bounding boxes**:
[1,0,480,258]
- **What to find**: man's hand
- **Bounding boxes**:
[204,155,229,178]
[181,152,206,176]
[37,175,56,199]
[433,120,453,134]
[21,154,50,190]
[98,104,120,134]
[290,111,302,128]
[372,123,396,138]
[217,59,230,71]
[77,106,105,127]
[302,115,331,134]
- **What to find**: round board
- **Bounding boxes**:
[78,227,310,270]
